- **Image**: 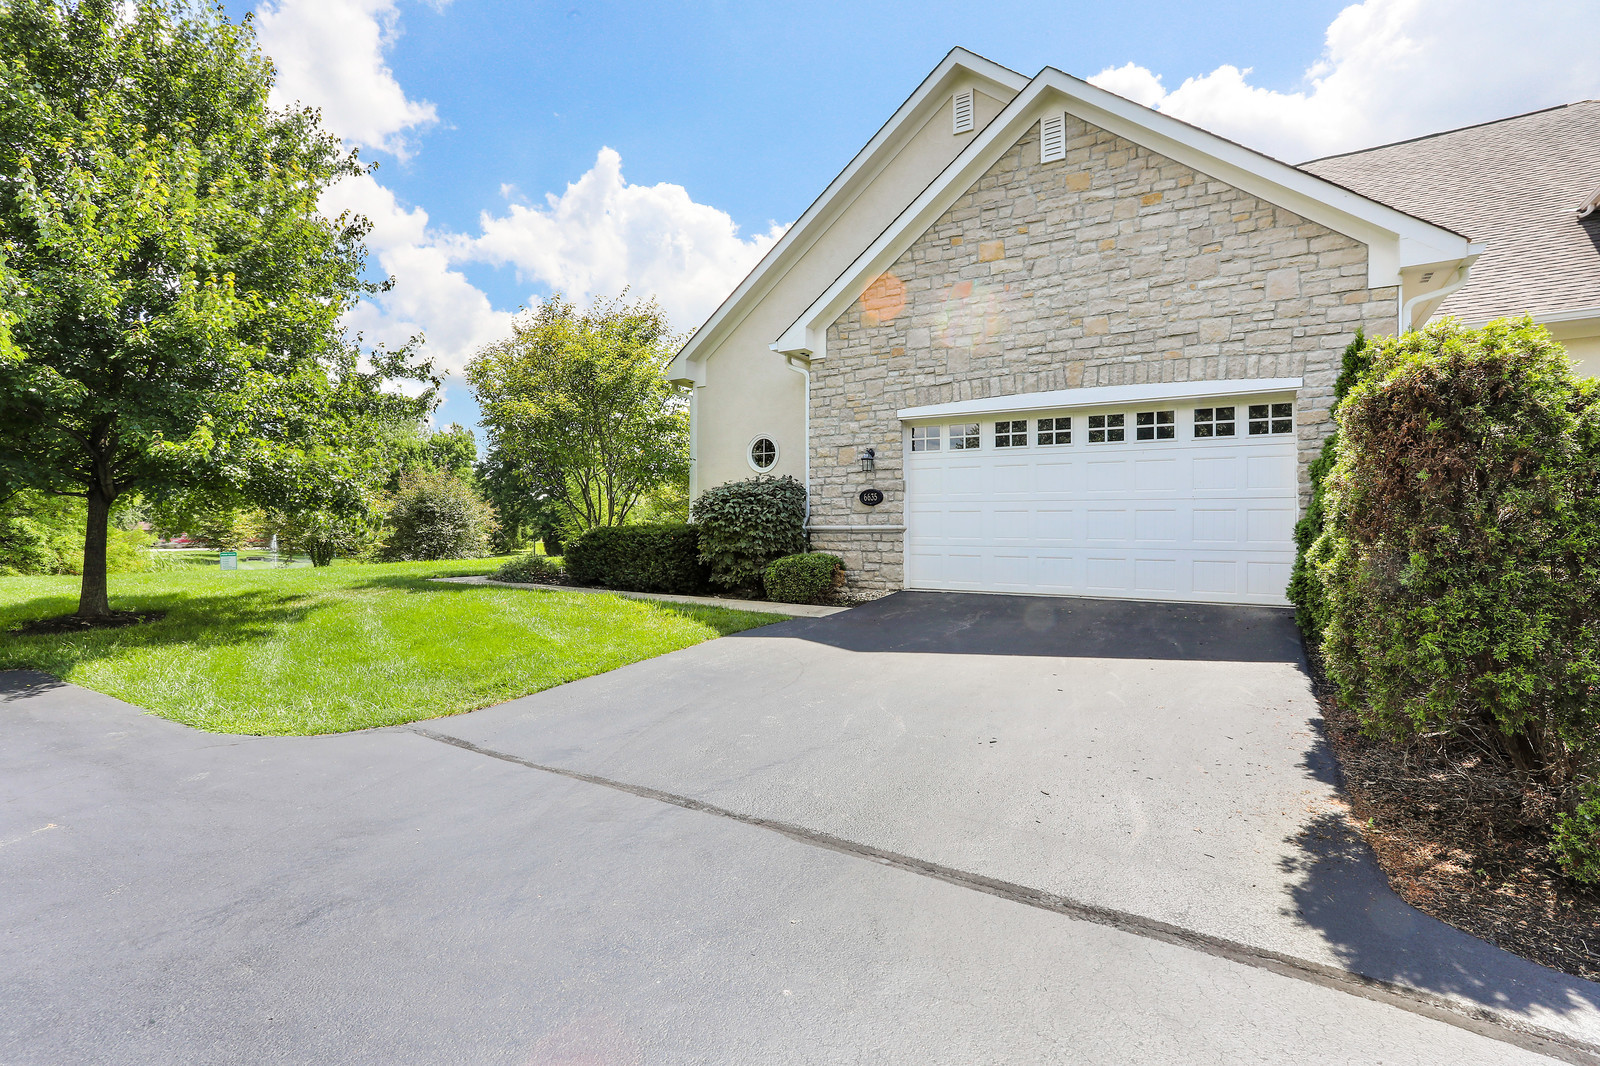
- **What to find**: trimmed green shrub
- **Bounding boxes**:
[492,552,564,583]
[563,523,706,593]
[1,490,155,574]
[764,552,842,604]
[1551,789,1600,884]
[380,470,499,561]
[1310,317,1600,784]
[1287,329,1371,636]
[690,475,807,592]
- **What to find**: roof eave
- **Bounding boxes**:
[775,67,1479,358]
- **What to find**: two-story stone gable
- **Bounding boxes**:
[672,51,1486,605]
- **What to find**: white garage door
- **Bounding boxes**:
[904,394,1299,606]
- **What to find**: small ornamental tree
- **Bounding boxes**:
[1310,317,1600,785]
[690,475,807,592]
[466,294,688,536]
[0,0,433,617]
[266,505,377,567]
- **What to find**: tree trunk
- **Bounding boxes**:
[78,486,113,618]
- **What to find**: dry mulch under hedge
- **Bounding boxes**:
[1319,683,1600,980]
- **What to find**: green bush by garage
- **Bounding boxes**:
[563,523,707,594]
[1298,316,1600,882]
[690,475,807,593]
[764,552,842,604]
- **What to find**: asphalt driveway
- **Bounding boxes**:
[5,591,1600,1063]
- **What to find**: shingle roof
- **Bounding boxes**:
[1300,101,1600,322]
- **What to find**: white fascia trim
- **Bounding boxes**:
[773,68,1476,358]
[896,377,1304,421]
[667,49,1027,383]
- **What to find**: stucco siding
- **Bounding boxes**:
[808,114,1400,594]
[689,85,1012,497]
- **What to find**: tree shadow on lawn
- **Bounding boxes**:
[0,586,324,682]
[1282,719,1600,1023]
[339,573,784,637]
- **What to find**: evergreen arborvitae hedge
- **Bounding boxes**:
[1310,317,1600,788]
[1287,328,1371,636]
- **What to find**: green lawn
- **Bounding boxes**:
[0,558,782,735]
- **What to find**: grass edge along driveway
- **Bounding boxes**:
[0,559,783,735]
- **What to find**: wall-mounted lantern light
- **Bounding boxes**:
[859,447,876,474]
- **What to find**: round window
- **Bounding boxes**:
[747,436,778,471]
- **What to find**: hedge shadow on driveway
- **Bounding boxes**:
[1284,724,1600,1025]
[740,590,1305,662]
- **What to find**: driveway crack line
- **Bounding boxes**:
[404,724,1595,1065]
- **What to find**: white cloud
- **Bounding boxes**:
[315,148,786,375]
[322,173,514,372]
[255,0,437,159]
[252,2,781,376]
[1089,62,1168,109]
[1088,0,1600,161]
[457,147,788,335]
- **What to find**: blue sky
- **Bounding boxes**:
[235,0,1600,437]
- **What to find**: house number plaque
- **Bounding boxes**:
[858,488,884,506]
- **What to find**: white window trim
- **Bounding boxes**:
[1133,409,1177,442]
[746,434,780,472]
[1246,401,1298,437]
[1192,405,1241,440]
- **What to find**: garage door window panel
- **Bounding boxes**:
[1135,410,1176,441]
[912,426,941,452]
[1193,407,1236,438]
[1087,413,1125,444]
[1037,416,1071,445]
[994,420,1029,447]
[949,423,980,450]
[1248,403,1295,435]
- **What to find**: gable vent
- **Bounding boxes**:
[1039,112,1067,163]
[952,88,975,134]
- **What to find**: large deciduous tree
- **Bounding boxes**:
[0,0,432,616]
[466,294,688,535]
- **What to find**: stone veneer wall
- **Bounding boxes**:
[806,114,1399,595]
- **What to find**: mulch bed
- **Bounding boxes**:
[1318,682,1600,980]
[12,610,166,636]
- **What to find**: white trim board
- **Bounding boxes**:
[896,378,1304,420]
[773,66,1480,360]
